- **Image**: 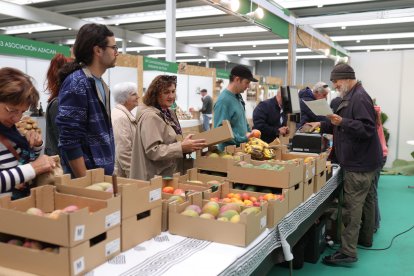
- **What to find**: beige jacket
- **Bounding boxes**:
[111,104,137,177]
[129,105,183,181]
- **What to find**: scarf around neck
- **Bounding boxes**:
[0,123,36,164]
[156,106,182,135]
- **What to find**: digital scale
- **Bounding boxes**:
[291,133,329,154]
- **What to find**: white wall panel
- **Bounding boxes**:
[351,51,403,167]
[398,50,414,161]
[0,54,26,71]
[26,57,50,111]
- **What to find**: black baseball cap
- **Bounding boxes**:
[230,65,258,82]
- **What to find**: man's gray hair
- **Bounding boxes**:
[112,82,137,104]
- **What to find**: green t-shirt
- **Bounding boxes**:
[213,88,250,151]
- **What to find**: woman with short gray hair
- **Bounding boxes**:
[111,82,139,177]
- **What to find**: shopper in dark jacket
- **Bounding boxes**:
[297,82,330,128]
[253,91,288,143]
[307,63,382,266]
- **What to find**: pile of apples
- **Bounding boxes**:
[162,186,185,197]
[26,205,80,219]
[209,192,284,207]
[205,151,244,160]
[85,182,113,193]
[180,202,260,223]
[7,238,59,253]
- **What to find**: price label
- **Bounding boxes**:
[105,211,121,228]
[260,216,267,229]
[74,225,85,241]
[312,167,316,176]
[73,257,85,275]
[149,188,161,202]
[106,238,121,256]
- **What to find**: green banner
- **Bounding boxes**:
[0,35,70,60]
[216,69,230,79]
[143,56,178,73]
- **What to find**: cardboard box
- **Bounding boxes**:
[194,150,248,173]
[55,169,162,219]
[303,177,315,202]
[161,192,195,232]
[286,182,304,211]
[227,159,304,188]
[0,226,120,276]
[280,151,317,182]
[172,169,226,198]
[282,151,328,174]
[168,194,267,247]
[0,185,120,247]
[189,120,234,146]
[218,182,289,228]
[314,170,327,193]
[121,206,161,251]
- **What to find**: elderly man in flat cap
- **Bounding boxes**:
[307,63,382,265]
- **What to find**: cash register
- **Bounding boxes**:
[280,86,330,154]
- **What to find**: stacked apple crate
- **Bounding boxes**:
[0,185,121,276]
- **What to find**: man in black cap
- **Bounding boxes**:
[307,63,382,265]
[213,65,258,151]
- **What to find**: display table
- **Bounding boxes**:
[89,165,341,276]
[0,166,340,276]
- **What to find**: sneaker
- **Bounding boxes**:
[323,251,357,265]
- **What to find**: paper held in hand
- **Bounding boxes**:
[303,99,333,116]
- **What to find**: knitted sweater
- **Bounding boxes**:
[56,68,115,175]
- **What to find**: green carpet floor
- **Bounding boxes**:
[267,175,414,276]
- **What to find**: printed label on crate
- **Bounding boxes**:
[73,256,85,275]
[306,170,309,179]
[260,216,267,229]
[149,188,161,202]
[105,238,121,256]
[312,167,316,176]
[74,225,85,241]
[105,211,121,228]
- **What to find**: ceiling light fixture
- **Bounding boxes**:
[147,26,266,38]
[331,32,414,41]
[191,39,289,48]
[1,23,66,35]
[246,7,265,20]
[304,7,414,28]
[220,49,311,55]
[275,0,376,9]
[341,26,346,30]
[245,55,328,60]
[212,0,240,12]
[344,43,414,51]
[103,5,224,26]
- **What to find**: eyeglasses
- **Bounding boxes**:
[4,104,24,117]
[105,45,119,52]
[160,75,177,82]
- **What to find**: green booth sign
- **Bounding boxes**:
[0,35,70,60]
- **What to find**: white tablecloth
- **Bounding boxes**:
[89,166,341,276]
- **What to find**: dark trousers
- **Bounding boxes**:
[340,170,376,257]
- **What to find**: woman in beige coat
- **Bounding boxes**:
[111,82,139,177]
[130,75,206,181]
